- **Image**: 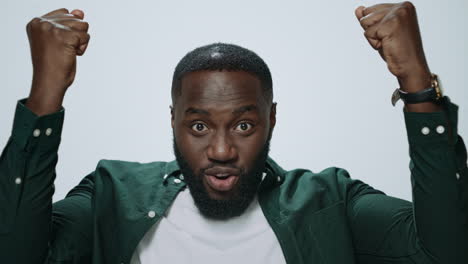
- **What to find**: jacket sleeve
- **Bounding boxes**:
[343,97,468,263]
[45,173,94,264]
[0,99,93,264]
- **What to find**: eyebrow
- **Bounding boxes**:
[185,107,210,115]
[232,104,257,115]
[184,104,258,116]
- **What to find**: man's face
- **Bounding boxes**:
[171,70,276,219]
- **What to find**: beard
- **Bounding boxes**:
[173,137,270,220]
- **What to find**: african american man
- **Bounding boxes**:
[0,2,467,264]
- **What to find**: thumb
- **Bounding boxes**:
[71,9,85,19]
[355,6,365,20]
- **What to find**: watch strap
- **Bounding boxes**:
[399,87,437,104]
[391,73,442,106]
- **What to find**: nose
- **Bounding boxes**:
[206,132,238,164]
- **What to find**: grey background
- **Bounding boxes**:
[2,0,467,202]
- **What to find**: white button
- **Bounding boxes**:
[277,176,281,182]
[33,129,41,137]
[436,125,445,134]
[421,127,430,135]
[179,174,184,180]
[163,174,168,180]
[456,173,460,180]
[174,178,181,184]
[148,210,156,218]
[262,172,267,180]
[15,177,22,184]
[45,128,53,136]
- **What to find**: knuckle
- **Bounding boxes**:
[70,33,80,41]
[27,18,42,32]
[78,32,91,44]
[401,1,415,10]
[359,20,367,29]
[58,8,69,13]
[40,20,52,31]
[368,41,379,50]
[52,26,62,35]
[396,7,407,15]
[363,30,372,39]
[81,22,90,31]
[395,8,409,19]
[30,17,41,25]
[398,2,415,15]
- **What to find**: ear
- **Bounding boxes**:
[170,105,175,129]
[270,102,277,130]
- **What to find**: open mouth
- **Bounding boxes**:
[203,166,241,192]
[205,174,239,192]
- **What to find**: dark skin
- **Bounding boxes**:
[25,3,440,118]
[23,2,440,198]
[354,2,442,112]
[171,70,276,200]
[25,8,89,116]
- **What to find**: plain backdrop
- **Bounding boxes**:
[2,0,467,202]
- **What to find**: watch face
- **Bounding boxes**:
[391,88,401,106]
[438,77,444,94]
[433,74,443,98]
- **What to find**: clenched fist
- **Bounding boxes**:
[26,8,90,116]
[355,2,432,94]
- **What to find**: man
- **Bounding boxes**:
[0,2,467,263]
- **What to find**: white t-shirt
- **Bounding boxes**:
[130,187,286,264]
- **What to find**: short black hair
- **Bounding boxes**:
[171,42,273,104]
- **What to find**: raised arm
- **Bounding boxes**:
[0,8,91,263]
[348,2,468,263]
[344,99,468,263]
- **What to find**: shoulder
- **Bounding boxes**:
[278,165,384,204]
[66,159,180,195]
[95,159,173,174]
[280,166,353,200]
[92,159,180,186]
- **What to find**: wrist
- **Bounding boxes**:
[403,101,443,113]
[398,66,432,93]
[400,72,444,113]
[398,70,432,93]
[394,68,445,112]
[26,85,65,116]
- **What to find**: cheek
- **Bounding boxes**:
[175,128,208,165]
[235,132,268,167]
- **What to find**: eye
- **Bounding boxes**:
[191,123,208,132]
[235,122,253,132]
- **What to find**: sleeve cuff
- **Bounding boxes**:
[11,98,65,152]
[403,96,458,146]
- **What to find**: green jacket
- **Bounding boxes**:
[1,98,467,264]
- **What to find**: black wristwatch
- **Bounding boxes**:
[391,73,443,106]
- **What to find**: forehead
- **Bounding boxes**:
[176,70,265,111]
